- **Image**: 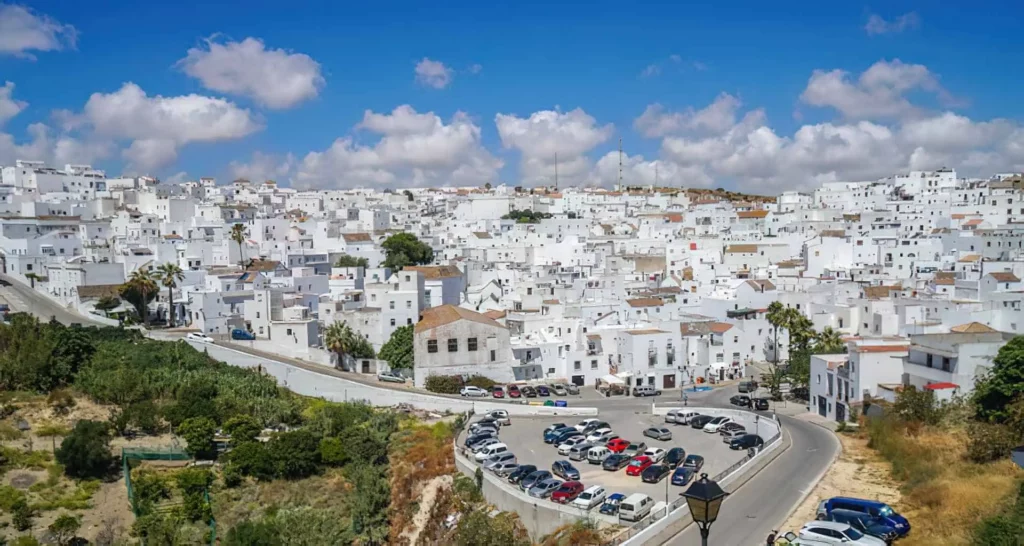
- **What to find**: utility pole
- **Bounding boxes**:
[554,152,558,191]
[618,138,623,189]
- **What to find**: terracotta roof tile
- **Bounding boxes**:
[725,244,758,254]
[736,210,769,219]
[950,322,998,333]
[405,265,463,279]
[988,272,1020,283]
[627,297,664,308]
[415,305,504,334]
[341,232,372,243]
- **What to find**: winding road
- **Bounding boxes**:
[0,273,108,326]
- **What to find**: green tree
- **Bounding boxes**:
[813,327,845,354]
[56,420,113,479]
[121,269,158,325]
[47,388,76,416]
[318,436,347,466]
[975,335,1024,422]
[155,263,185,327]
[402,189,414,201]
[94,295,121,315]
[48,513,82,546]
[484,182,492,190]
[174,468,214,522]
[338,426,389,466]
[223,415,261,446]
[334,255,369,268]
[893,385,942,425]
[324,321,375,366]
[178,417,217,460]
[12,498,34,531]
[381,232,433,270]
[230,223,248,268]
[224,519,283,546]
[50,325,96,387]
[346,464,390,544]
[228,441,275,481]
[131,469,172,516]
[266,430,321,479]
[378,325,413,369]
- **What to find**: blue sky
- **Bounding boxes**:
[1,0,1023,191]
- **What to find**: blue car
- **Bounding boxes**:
[552,460,580,480]
[817,497,910,537]
[545,427,578,444]
[231,328,256,340]
[600,493,626,515]
[671,466,694,486]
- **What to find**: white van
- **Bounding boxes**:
[665,409,686,423]
[675,411,700,425]
[633,385,661,397]
[474,442,508,462]
[587,446,611,464]
[619,493,654,522]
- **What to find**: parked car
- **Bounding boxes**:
[507,464,537,484]
[568,442,596,461]
[729,434,765,450]
[642,447,666,462]
[664,447,687,468]
[737,380,758,393]
[673,411,700,425]
[643,427,673,441]
[641,464,671,483]
[565,384,580,395]
[797,521,886,545]
[460,386,488,397]
[553,429,584,446]
[186,332,214,343]
[486,410,511,426]
[551,384,567,396]
[665,409,687,423]
[730,394,751,407]
[507,385,522,398]
[606,438,630,453]
[550,481,584,504]
[619,494,655,522]
[826,509,900,544]
[574,419,601,432]
[587,446,612,464]
[671,466,695,486]
[632,385,662,397]
[718,422,745,435]
[544,423,567,434]
[469,437,499,452]
[703,416,734,433]
[599,493,626,515]
[519,470,551,491]
[528,478,563,499]
[557,436,587,455]
[753,398,770,411]
[492,386,505,398]
[586,428,614,443]
[557,456,581,479]
[689,415,714,429]
[816,497,910,537]
[602,453,632,471]
[230,328,255,340]
[625,456,653,476]
[544,426,576,444]
[521,385,537,397]
[536,385,550,397]
[483,451,517,471]
[490,462,519,477]
[470,424,498,437]
[721,429,748,443]
[474,443,508,462]
[623,442,647,457]
[471,417,500,430]
[682,454,705,472]
[376,371,406,383]
[572,485,607,510]
[464,432,496,449]
[582,421,611,435]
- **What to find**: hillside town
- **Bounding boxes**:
[1,159,1022,424]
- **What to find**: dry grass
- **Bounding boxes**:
[387,421,457,544]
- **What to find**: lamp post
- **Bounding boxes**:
[683,473,729,546]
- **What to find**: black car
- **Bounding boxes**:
[682,454,705,472]
[729,434,764,450]
[552,460,580,480]
[537,385,551,396]
[544,423,568,434]
[664,447,686,468]
[753,398,770,411]
[464,431,496,448]
[519,470,552,491]
[507,464,537,484]
[544,426,577,444]
[729,395,751,407]
[641,464,671,483]
[553,429,583,445]
[522,386,537,398]
[689,415,713,429]
[602,453,632,471]
[582,421,611,435]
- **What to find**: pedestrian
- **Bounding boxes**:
[683,393,688,407]
[767,530,777,545]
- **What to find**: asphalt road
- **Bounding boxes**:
[0,273,107,326]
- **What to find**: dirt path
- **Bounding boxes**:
[401,475,453,546]
[782,432,901,532]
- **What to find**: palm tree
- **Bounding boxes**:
[766,301,787,365]
[121,269,158,324]
[787,309,816,354]
[324,321,355,367]
[814,327,845,354]
[230,223,248,268]
[156,263,185,327]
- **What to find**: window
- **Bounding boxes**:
[527,288,533,295]
[574,361,581,371]
[371,294,377,302]
[406,300,412,309]
[448,338,458,352]
[286,328,293,336]
[490,350,496,362]
[390,301,395,310]
[427,340,438,353]
[258,326,264,335]
[390,318,396,326]
[407,318,412,325]
[468,338,478,351]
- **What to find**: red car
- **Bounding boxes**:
[492,386,505,398]
[550,481,584,504]
[508,385,522,398]
[607,438,630,453]
[625,456,653,477]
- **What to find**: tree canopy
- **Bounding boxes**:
[378,325,413,369]
[501,209,552,223]
[975,335,1024,422]
[56,420,113,479]
[334,255,369,268]
[381,232,433,270]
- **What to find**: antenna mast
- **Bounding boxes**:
[554,152,558,191]
[617,138,623,189]
[655,162,659,188]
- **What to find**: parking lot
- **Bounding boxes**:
[470,409,747,507]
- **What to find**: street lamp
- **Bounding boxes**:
[682,473,729,546]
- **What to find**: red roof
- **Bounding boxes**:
[924,382,959,391]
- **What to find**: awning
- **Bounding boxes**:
[601,374,625,385]
[616,371,634,379]
[924,382,959,390]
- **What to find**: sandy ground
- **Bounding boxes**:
[782,432,901,533]
[401,475,453,546]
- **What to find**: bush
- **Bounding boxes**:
[178,417,217,460]
[47,389,76,416]
[221,463,243,488]
[424,375,463,394]
[966,422,1019,463]
[55,420,112,479]
[266,430,320,479]
[12,498,35,531]
[223,416,261,446]
[464,375,497,390]
[228,442,275,481]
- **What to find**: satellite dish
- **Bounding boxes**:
[1013,446,1024,469]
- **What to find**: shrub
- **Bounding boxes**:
[55,420,112,479]
[228,442,275,481]
[464,375,496,390]
[966,422,1018,463]
[266,430,320,479]
[178,417,217,460]
[424,375,463,394]
[47,389,76,416]
[12,498,35,531]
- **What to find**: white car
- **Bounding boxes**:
[460,386,488,397]
[186,332,214,343]
[572,485,607,510]
[574,418,601,432]
[703,416,734,433]
[557,436,587,455]
[487,410,511,426]
[642,447,666,462]
[586,428,614,443]
[798,521,887,545]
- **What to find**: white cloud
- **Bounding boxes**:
[0,122,113,167]
[640,64,661,78]
[495,108,614,184]
[800,59,952,120]
[0,4,77,59]
[229,151,296,182]
[0,82,28,126]
[865,12,920,35]
[294,105,501,188]
[468,64,483,75]
[177,37,324,109]
[165,171,190,184]
[415,58,454,89]
[634,93,742,138]
[80,83,262,171]
[588,151,712,187]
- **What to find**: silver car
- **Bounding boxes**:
[490,462,519,477]
[643,427,673,441]
[528,478,563,498]
[483,451,517,471]
[721,429,747,443]
[471,437,500,453]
